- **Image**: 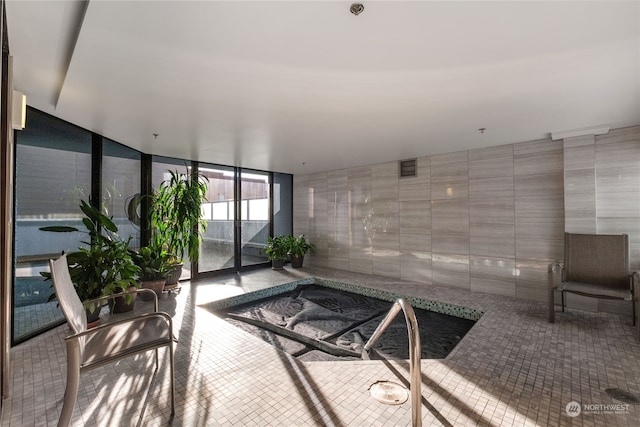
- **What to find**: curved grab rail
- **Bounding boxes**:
[363,298,422,427]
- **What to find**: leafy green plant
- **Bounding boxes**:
[288,234,315,257]
[40,199,140,311]
[150,170,208,263]
[285,234,315,268]
[265,235,290,261]
[131,245,172,281]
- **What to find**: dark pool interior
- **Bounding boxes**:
[218,284,476,362]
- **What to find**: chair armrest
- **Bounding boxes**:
[65,311,173,341]
[84,288,159,312]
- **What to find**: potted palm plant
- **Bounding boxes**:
[40,199,140,324]
[287,234,315,268]
[150,170,208,288]
[265,235,290,270]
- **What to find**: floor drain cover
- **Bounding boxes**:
[605,388,640,405]
[369,381,409,405]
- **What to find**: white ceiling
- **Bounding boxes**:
[6,1,640,175]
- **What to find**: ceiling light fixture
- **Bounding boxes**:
[350,3,364,16]
[478,128,486,134]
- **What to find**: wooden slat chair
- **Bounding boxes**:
[548,232,639,339]
[49,254,175,427]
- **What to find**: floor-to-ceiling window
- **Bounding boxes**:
[12,109,292,343]
[198,164,236,273]
[102,139,141,247]
[150,160,286,276]
[151,156,190,279]
[240,169,270,268]
[197,167,281,275]
[13,109,91,342]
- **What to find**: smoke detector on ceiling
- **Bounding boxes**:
[350,3,364,16]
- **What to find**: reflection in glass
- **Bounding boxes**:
[241,170,270,267]
[198,165,236,272]
[103,140,141,248]
[273,173,293,237]
[13,109,91,342]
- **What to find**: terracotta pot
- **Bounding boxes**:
[140,279,166,301]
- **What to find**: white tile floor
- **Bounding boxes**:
[2,266,639,426]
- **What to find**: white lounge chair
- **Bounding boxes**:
[49,254,175,426]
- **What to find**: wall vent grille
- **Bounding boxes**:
[399,159,417,178]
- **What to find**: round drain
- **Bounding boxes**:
[605,388,640,405]
[369,381,409,405]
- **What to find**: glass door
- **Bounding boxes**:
[240,169,270,268]
[195,166,281,276]
[197,165,236,273]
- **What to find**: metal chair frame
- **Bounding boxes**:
[49,254,175,427]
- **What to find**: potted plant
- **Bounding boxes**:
[265,235,290,270]
[40,199,140,323]
[287,234,315,268]
[131,245,171,300]
[150,170,208,287]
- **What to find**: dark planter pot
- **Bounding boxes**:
[140,279,166,301]
[290,254,304,268]
[85,306,101,329]
[271,259,285,270]
[165,263,184,286]
[110,286,137,313]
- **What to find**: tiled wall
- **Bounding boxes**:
[294,126,640,315]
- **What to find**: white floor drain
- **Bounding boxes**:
[369,381,409,405]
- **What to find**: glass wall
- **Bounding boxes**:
[12,108,292,343]
[151,157,189,188]
[240,169,270,267]
[13,109,91,342]
[198,165,235,272]
[102,139,141,248]
[151,156,190,279]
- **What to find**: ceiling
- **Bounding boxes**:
[6,1,640,175]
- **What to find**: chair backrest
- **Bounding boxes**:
[50,254,87,334]
[564,232,630,289]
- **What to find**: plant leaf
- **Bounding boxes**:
[98,214,118,233]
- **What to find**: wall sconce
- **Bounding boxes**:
[12,90,26,130]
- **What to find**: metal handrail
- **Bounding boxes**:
[363,298,422,427]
